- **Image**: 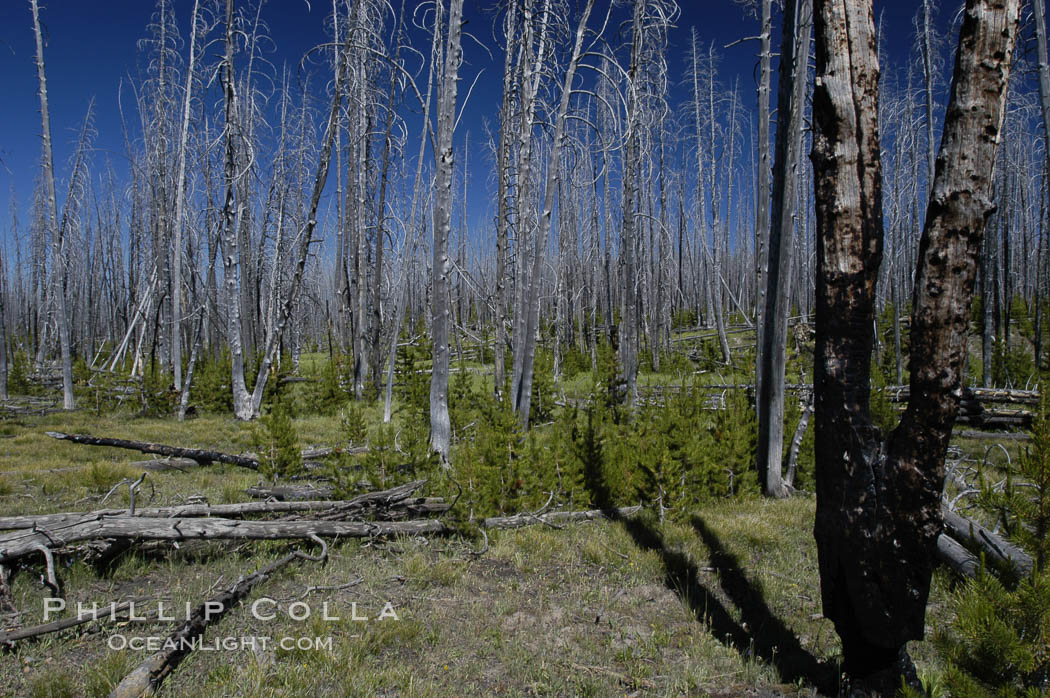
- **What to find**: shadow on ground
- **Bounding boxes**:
[582,438,836,694]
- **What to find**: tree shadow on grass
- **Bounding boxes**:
[689,513,837,693]
[580,436,834,693]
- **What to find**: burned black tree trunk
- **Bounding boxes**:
[811,0,1019,688]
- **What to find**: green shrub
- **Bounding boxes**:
[341,402,368,447]
[672,308,699,330]
[299,352,350,416]
[981,395,1050,573]
[254,394,301,481]
[707,388,758,497]
[140,364,177,416]
[560,345,590,381]
[938,393,1050,694]
[992,338,1036,389]
[936,567,1050,695]
[8,349,31,394]
[395,326,431,423]
[455,392,530,516]
[1010,293,1034,341]
[192,350,233,413]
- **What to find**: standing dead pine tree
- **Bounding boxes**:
[756,0,811,499]
[30,0,75,410]
[429,0,465,460]
[811,0,1019,691]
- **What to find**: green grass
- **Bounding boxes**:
[0,403,958,698]
[0,340,993,696]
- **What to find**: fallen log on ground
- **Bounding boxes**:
[244,484,334,500]
[44,432,367,471]
[0,598,144,646]
[128,457,202,472]
[0,480,430,531]
[942,507,1034,579]
[956,410,1034,429]
[953,429,1031,442]
[482,505,642,529]
[109,542,326,698]
[0,498,449,532]
[886,386,1040,406]
[45,432,261,470]
[935,534,981,579]
[0,517,448,566]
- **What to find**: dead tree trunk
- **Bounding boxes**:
[811,0,1019,688]
[754,0,773,416]
[30,0,75,411]
[512,0,595,427]
[109,545,325,698]
[170,0,201,394]
[429,0,465,460]
[757,0,812,498]
[220,0,253,420]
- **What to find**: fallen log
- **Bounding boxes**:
[304,497,450,522]
[887,386,1040,406]
[936,534,981,579]
[0,517,448,566]
[957,410,1034,429]
[953,429,1031,442]
[128,458,201,472]
[942,507,1034,579]
[0,598,144,646]
[482,505,642,529]
[244,485,334,500]
[0,498,447,531]
[45,432,261,470]
[0,481,432,531]
[110,543,325,698]
[44,432,366,471]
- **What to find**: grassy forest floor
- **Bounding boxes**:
[1,316,1040,696]
[0,408,967,698]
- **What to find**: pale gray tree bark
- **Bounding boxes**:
[219,0,253,420]
[30,0,75,410]
[429,0,465,459]
[757,0,812,498]
[170,0,201,394]
[754,0,773,403]
[512,0,596,427]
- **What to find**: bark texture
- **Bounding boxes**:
[811,0,1019,683]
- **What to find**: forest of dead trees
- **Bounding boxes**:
[2,0,1048,692]
[2,0,1050,447]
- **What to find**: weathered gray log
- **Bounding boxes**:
[886,386,1040,406]
[244,485,334,500]
[935,534,981,579]
[0,517,447,566]
[482,506,642,530]
[44,432,365,471]
[302,497,450,522]
[953,429,1031,442]
[942,507,1034,579]
[109,545,323,698]
[45,431,260,469]
[0,481,432,531]
[128,457,202,471]
[0,498,448,530]
[0,598,143,646]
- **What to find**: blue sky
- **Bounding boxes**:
[0,0,946,246]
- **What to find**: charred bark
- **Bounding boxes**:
[811,0,1019,686]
